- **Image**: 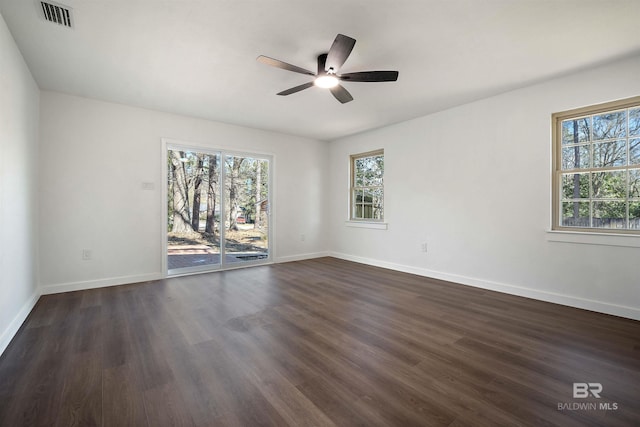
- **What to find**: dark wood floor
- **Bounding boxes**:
[1,257,639,426]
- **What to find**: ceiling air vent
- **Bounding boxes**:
[40,1,73,28]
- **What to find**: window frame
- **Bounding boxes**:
[350,149,384,222]
[551,96,640,235]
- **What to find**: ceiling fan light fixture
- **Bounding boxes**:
[314,75,339,88]
[257,34,398,103]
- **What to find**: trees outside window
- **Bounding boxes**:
[350,150,384,221]
[166,147,270,272]
[553,97,640,233]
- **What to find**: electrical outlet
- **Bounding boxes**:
[141,182,155,190]
[421,243,428,253]
[82,249,92,260]
[301,234,306,241]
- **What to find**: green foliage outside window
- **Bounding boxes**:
[351,151,384,221]
[558,103,640,230]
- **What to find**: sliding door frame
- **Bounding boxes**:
[161,138,275,277]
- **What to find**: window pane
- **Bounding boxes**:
[351,151,383,221]
[354,169,364,186]
[371,187,383,200]
[363,172,382,187]
[373,193,383,219]
[561,201,589,227]
[593,111,626,140]
[629,108,640,136]
[562,146,590,170]
[630,138,640,165]
[630,169,640,198]
[562,173,589,199]
[592,171,625,199]
[359,156,384,186]
[593,140,626,168]
[372,206,382,220]
[630,202,640,229]
[355,156,384,186]
[592,201,626,229]
[363,189,375,204]
[353,188,383,220]
[363,204,374,219]
[562,118,590,144]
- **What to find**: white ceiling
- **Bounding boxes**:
[1,0,639,141]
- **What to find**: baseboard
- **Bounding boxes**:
[329,252,640,321]
[275,251,330,264]
[0,290,40,357]
[40,272,164,295]
[34,251,640,320]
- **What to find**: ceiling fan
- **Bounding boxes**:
[257,34,399,104]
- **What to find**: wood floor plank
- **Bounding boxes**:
[264,304,458,426]
[102,363,148,427]
[217,326,337,427]
[1,257,639,426]
[191,339,291,426]
[143,382,197,427]
[54,351,102,427]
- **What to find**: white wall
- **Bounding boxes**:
[328,55,640,320]
[38,92,328,293]
[0,12,40,354]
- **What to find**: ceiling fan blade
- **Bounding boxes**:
[339,71,399,82]
[325,34,356,73]
[329,84,354,104]
[277,81,315,96]
[257,55,315,76]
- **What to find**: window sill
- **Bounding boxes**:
[546,230,640,248]
[345,221,388,230]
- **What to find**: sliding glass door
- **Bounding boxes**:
[166,145,271,275]
[223,155,270,264]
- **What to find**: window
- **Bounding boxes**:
[552,96,640,233]
[351,150,384,221]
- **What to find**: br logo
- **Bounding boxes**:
[573,383,602,398]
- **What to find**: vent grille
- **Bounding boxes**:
[40,1,73,28]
